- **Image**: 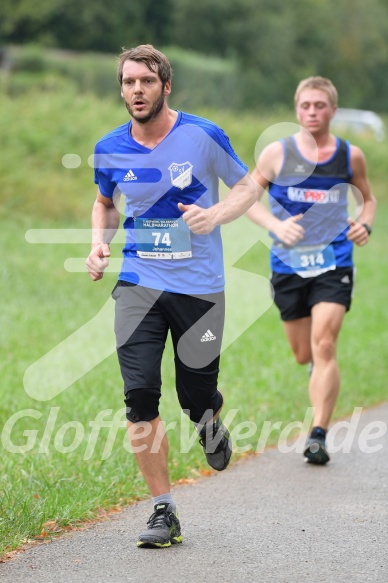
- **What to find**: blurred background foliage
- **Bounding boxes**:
[1,0,388,111]
[1,1,387,555]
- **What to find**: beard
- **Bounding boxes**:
[125,88,165,124]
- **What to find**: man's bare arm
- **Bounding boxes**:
[246,141,305,246]
[178,173,259,235]
[86,190,120,281]
[347,145,377,247]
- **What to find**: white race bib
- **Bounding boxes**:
[289,244,336,278]
[134,217,192,259]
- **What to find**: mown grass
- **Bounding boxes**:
[0,88,387,556]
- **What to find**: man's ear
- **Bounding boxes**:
[120,88,124,98]
[330,105,337,120]
[163,80,171,96]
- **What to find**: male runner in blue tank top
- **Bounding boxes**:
[247,76,376,465]
[86,45,257,547]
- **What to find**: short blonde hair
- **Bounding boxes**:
[294,76,338,107]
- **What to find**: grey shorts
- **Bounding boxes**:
[112,281,225,422]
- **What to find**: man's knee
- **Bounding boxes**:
[287,340,311,364]
[124,387,161,422]
[294,349,312,365]
[313,338,336,362]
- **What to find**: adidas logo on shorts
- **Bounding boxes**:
[201,329,216,342]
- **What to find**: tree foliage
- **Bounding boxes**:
[0,0,172,51]
[1,0,388,111]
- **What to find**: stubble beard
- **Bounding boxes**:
[125,89,165,124]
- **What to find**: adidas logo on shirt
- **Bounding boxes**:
[201,329,216,342]
[123,169,137,181]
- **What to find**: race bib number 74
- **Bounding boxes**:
[134,217,192,259]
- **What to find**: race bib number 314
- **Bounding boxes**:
[289,244,336,278]
[134,217,192,259]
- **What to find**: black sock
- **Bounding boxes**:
[311,426,327,439]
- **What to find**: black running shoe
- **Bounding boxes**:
[137,503,183,548]
[199,416,232,471]
[304,435,330,465]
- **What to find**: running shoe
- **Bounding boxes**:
[137,503,182,548]
[304,435,330,465]
[199,416,232,471]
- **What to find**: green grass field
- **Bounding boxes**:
[0,89,387,556]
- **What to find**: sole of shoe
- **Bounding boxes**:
[208,442,232,471]
[200,418,232,471]
[304,443,330,465]
[137,534,183,548]
[137,540,171,548]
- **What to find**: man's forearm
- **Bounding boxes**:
[246,201,281,232]
[358,196,377,228]
[209,175,259,226]
[91,200,120,246]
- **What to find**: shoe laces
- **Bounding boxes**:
[147,508,171,530]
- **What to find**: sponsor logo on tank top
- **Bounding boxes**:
[287,187,340,204]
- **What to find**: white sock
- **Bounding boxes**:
[152,493,176,513]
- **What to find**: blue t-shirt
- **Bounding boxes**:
[268,136,353,274]
[94,111,248,294]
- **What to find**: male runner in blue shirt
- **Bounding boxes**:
[247,76,376,465]
[86,45,257,548]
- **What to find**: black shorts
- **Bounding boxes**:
[271,267,354,321]
[112,281,225,423]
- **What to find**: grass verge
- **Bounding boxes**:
[0,89,387,556]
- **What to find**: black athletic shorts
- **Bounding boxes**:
[111,281,225,423]
[270,267,354,321]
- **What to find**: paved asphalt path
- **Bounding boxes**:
[1,403,387,583]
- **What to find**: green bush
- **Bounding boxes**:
[2,44,242,109]
[9,44,48,72]
[164,46,240,110]
[4,45,119,98]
